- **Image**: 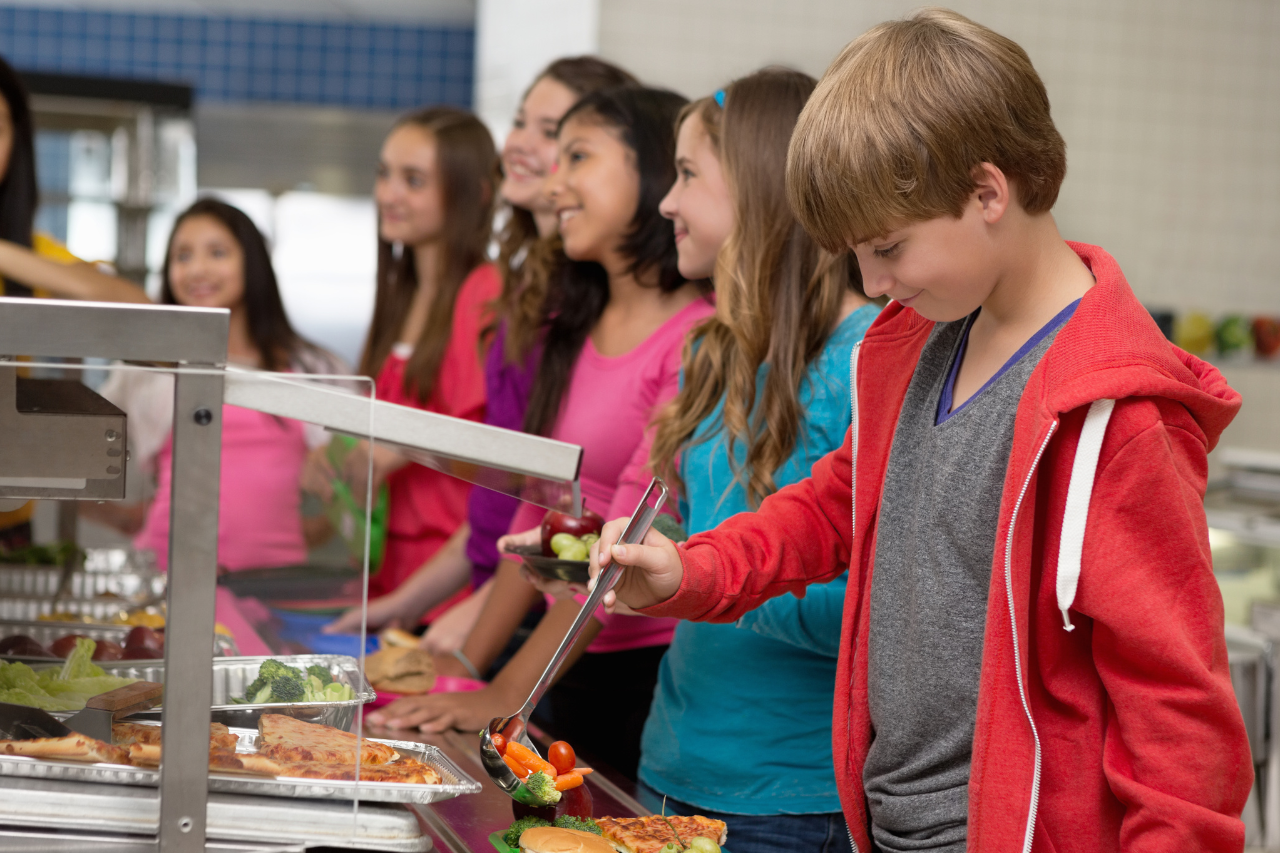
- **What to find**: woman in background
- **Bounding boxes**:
[0,54,147,551]
[92,198,347,569]
[369,86,713,781]
[325,58,636,644]
[326,107,502,602]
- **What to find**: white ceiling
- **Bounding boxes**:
[11,0,476,24]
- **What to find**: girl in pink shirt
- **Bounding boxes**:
[331,108,502,601]
[96,198,348,570]
[370,86,713,779]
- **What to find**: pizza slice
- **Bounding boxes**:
[256,714,398,765]
[206,752,442,784]
[113,722,240,766]
[0,734,131,766]
[595,815,728,853]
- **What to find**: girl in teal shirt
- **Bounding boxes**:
[643,69,879,852]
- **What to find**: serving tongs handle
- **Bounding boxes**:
[515,477,668,721]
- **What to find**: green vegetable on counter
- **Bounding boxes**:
[502,816,551,848]
[232,658,355,704]
[553,815,601,835]
[0,638,137,711]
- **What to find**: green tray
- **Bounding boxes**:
[488,830,518,853]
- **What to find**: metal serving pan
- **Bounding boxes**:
[0,726,480,807]
[0,617,238,663]
[107,654,376,731]
[0,594,150,623]
[0,776,431,851]
[0,563,164,601]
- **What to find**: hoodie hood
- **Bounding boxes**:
[1038,243,1240,451]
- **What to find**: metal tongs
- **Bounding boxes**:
[479,477,668,803]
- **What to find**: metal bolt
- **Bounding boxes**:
[193,408,213,426]
[105,429,119,441]
[178,816,194,834]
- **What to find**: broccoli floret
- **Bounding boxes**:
[502,816,551,849]
[524,771,561,806]
[265,671,306,703]
[553,816,600,835]
[257,660,301,681]
[306,664,334,685]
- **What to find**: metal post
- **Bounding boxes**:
[158,369,223,851]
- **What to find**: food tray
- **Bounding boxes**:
[505,544,590,584]
[0,726,481,806]
[0,617,238,663]
[105,654,376,731]
[0,776,431,851]
[0,563,164,601]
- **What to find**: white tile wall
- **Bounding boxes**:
[598,0,1280,316]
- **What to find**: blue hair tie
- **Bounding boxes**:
[714,89,726,108]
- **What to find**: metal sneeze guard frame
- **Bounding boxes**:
[0,297,585,851]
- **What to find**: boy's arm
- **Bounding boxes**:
[596,427,855,622]
[1075,399,1251,850]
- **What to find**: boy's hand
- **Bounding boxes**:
[589,518,684,614]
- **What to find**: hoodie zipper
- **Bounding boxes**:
[1004,421,1057,853]
[847,342,861,853]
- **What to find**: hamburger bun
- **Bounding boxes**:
[365,646,435,694]
[519,827,615,853]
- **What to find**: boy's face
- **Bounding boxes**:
[851,192,1001,323]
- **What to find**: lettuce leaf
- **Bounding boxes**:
[59,638,105,681]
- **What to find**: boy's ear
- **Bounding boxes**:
[971,162,1011,224]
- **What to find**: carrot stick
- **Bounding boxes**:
[573,767,593,776]
[554,771,584,791]
[503,753,530,779]
[506,741,557,777]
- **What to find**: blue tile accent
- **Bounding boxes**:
[0,3,474,110]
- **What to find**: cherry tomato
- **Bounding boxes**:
[490,733,507,756]
[547,741,576,776]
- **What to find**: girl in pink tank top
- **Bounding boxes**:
[368,86,713,781]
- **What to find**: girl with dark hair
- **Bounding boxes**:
[0,53,148,551]
[324,57,636,641]
[367,86,714,781]
[320,107,502,602]
[91,198,348,570]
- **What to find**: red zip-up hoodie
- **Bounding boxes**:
[644,244,1252,852]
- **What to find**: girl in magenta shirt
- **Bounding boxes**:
[370,86,713,779]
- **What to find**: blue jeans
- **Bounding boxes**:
[636,782,853,853]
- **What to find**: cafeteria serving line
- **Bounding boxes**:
[2,0,1280,851]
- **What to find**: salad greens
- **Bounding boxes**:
[0,638,137,711]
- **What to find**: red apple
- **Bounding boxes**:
[124,626,162,652]
[92,640,124,661]
[121,644,163,660]
[0,634,54,657]
[1253,317,1280,359]
[49,634,90,658]
[541,506,605,557]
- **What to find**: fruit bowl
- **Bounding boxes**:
[504,544,590,585]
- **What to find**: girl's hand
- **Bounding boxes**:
[300,445,336,501]
[365,686,510,733]
[496,527,541,554]
[322,592,416,634]
[418,595,484,656]
[589,518,685,615]
[518,565,580,600]
[342,440,408,502]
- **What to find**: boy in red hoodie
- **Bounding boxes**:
[588,9,1251,853]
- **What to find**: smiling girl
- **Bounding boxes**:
[94,198,347,569]
[369,86,713,781]
[336,107,502,601]
[324,58,636,642]
[639,69,876,853]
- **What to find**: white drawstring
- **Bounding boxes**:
[1056,398,1115,631]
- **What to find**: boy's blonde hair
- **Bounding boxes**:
[787,7,1067,251]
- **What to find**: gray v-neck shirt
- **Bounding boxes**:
[863,316,1062,853]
